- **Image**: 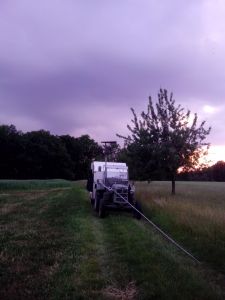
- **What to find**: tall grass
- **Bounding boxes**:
[135,181,225,273]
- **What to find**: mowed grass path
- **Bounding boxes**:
[0,180,224,299]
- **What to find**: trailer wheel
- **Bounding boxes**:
[94,193,100,212]
[98,197,105,218]
[133,200,142,220]
[91,198,94,207]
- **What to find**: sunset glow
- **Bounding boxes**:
[206,145,225,165]
[203,105,217,114]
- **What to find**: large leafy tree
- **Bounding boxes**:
[60,134,103,180]
[118,132,160,180]
[0,125,24,178]
[101,142,121,162]
[118,89,211,194]
[23,130,73,179]
[0,123,103,180]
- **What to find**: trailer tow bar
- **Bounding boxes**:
[100,182,200,264]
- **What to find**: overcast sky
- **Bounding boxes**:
[0,0,225,160]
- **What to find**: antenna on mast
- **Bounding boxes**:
[101,141,117,162]
[101,141,117,184]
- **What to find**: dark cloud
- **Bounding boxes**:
[0,0,225,148]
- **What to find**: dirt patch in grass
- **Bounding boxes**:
[103,281,137,300]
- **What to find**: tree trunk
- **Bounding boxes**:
[171,173,176,195]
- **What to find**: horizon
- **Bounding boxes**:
[1,121,224,167]
[1,1,225,163]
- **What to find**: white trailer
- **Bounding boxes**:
[87,161,140,218]
[91,161,128,197]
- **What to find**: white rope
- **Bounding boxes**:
[100,182,200,264]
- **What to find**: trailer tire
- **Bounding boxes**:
[98,197,105,218]
[133,200,142,220]
[94,193,100,212]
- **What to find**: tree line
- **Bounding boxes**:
[0,124,103,180]
[178,161,225,182]
[0,122,223,183]
[1,89,223,191]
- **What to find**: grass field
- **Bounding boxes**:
[136,181,225,275]
[0,180,224,299]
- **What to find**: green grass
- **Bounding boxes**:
[0,179,72,191]
[136,181,225,275]
[0,180,224,299]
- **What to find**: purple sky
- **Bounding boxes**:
[1,0,225,160]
